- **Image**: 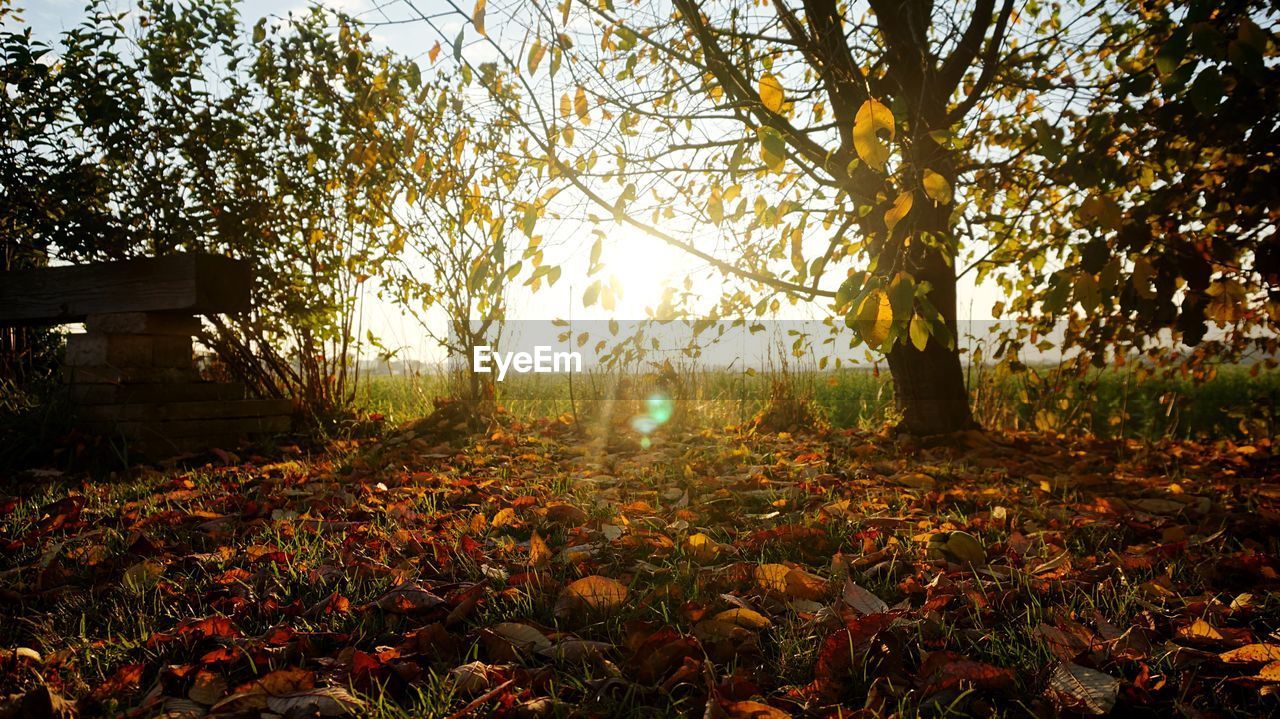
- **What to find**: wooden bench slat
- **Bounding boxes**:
[77,398,292,422]
[0,253,250,324]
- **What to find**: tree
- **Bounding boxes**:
[0,0,117,392]
[381,68,552,404]
[988,0,1279,381]
[29,0,422,418]
[423,0,1127,435]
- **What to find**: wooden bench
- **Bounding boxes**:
[0,254,292,456]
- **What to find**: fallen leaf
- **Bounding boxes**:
[449,661,495,694]
[489,622,553,653]
[555,575,628,618]
[754,563,790,594]
[892,471,935,491]
[372,583,446,615]
[265,687,364,716]
[188,670,227,705]
[1048,662,1120,716]
[1221,644,1280,664]
[842,579,889,615]
[721,699,792,718]
[714,607,772,631]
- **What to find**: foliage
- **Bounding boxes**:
[981,0,1280,380]
[9,0,421,419]
[0,1,107,395]
[379,69,552,403]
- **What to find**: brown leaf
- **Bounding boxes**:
[784,568,829,600]
[187,669,227,705]
[373,582,446,615]
[1048,662,1120,716]
[917,650,1015,696]
[264,687,365,716]
[842,579,889,615]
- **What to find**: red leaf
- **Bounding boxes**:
[811,613,895,699]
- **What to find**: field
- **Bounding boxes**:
[357,364,1280,441]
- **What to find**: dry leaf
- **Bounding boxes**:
[1048,662,1120,716]
[265,687,364,716]
[555,575,628,618]
[842,579,889,615]
[714,607,772,631]
[1221,644,1280,664]
[754,563,790,594]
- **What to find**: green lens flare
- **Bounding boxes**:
[646,393,674,425]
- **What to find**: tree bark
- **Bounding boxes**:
[881,164,976,435]
[886,337,974,435]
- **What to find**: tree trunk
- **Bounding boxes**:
[881,166,976,436]
[886,337,974,435]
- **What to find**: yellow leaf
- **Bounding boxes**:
[884,191,913,234]
[1181,619,1225,642]
[758,73,785,113]
[529,531,552,567]
[909,315,929,351]
[922,169,953,204]
[473,0,487,35]
[559,92,571,119]
[853,99,894,172]
[714,607,773,630]
[1257,660,1280,681]
[686,532,721,562]
[754,563,790,593]
[491,507,517,528]
[574,85,590,125]
[856,289,893,348]
[526,39,546,74]
[428,41,441,63]
[556,575,629,616]
[1221,644,1280,664]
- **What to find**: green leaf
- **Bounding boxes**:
[1155,29,1187,76]
[1189,67,1222,113]
[452,29,465,61]
[758,126,786,172]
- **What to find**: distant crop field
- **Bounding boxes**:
[356,363,1279,441]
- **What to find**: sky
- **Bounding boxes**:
[12,0,1009,366]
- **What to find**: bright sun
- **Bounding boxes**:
[603,229,680,317]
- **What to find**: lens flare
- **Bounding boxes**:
[629,392,674,448]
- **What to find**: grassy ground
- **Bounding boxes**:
[356,363,1280,441]
[1,412,1277,717]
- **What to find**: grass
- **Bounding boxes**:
[355,362,1280,441]
[1,419,1277,717]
